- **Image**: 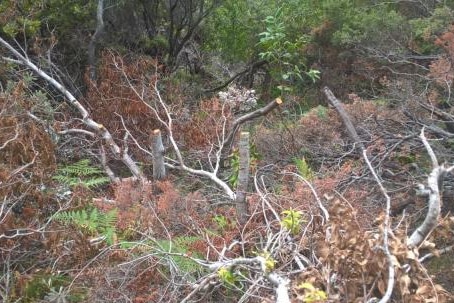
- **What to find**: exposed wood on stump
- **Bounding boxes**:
[151,129,166,180]
[235,132,250,224]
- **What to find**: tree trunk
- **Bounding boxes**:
[88,0,105,81]
[236,131,250,224]
[152,129,166,180]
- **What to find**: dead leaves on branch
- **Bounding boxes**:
[312,201,452,302]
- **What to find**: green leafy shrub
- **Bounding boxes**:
[218,266,238,286]
[257,7,319,94]
[297,282,327,303]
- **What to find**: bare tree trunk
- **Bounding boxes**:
[88,0,105,81]
[151,129,166,180]
[235,132,250,224]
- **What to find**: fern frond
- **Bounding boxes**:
[154,236,203,274]
[53,159,110,188]
[54,207,118,244]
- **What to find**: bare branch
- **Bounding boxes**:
[0,124,19,150]
[323,87,365,151]
[407,129,446,248]
[57,129,96,137]
[286,172,329,223]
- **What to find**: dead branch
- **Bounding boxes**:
[114,58,237,199]
[407,128,454,248]
[323,87,365,151]
[286,172,329,223]
[0,124,19,150]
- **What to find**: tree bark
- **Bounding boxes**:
[235,132,250,224]
[407,129,452,248]
[88,0,105,81]
[151,129,166,180]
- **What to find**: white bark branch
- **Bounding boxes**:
[407,128,448,248]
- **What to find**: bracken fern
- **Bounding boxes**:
[54,208,118,245]
[53,159,110,188]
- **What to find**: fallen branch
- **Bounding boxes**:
[322,87,365,152]
[407,128,454,248]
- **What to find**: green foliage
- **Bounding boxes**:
[294,157,314,181]
[218,266,238,286]
[257,7,319,94]
[202,0,256,61]
[332,6,407,48]
[20,273,71,302]
[227,144,261,188]
[281,209,304,235]
[228,150,240,188]
[212,214,231,231]
[314,105,328,120]
[259,250,276,272]
[155,236,203,274]
[54,207,118,245]
[297,282,327,303]
[53,159,110,189]
[410,6,454,54]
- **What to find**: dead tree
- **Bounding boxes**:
[88,0,105,81]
